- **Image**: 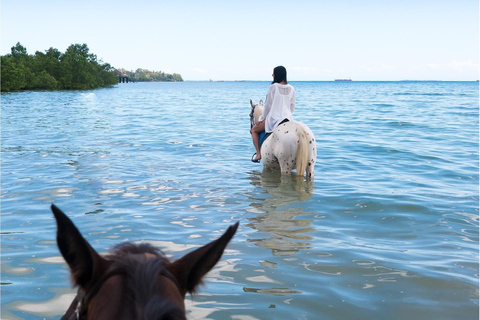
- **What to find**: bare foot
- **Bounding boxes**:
[251,153,262,162]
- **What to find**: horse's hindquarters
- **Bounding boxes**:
[261,124,293,170]
[260,121,316,178]
[260,134,280,169]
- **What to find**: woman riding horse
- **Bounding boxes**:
[251,66,295,162]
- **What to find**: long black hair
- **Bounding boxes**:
[272,66,287,84]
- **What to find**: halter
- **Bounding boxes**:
[249,106,256,130]
[64,266,182,320]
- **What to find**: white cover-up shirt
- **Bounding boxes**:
[259,83,295,133]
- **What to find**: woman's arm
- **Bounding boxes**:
[290,87,295,113]
[259,85,275,121]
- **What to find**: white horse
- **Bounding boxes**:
[250,99,317,178]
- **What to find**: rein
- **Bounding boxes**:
[64,268,127,320]
[64,265,182,320]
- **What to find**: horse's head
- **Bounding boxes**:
[249,99,264,129]
[51,204,238,320]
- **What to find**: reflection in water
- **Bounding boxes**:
[246,172,316,256]
[11,292,77,317]
[244,172,316,297]
[243,287,302,296]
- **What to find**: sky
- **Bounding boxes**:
[1,0,479,81]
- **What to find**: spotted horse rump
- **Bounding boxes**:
[250,99,317,178]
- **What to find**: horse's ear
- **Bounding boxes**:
[51,204,107,289]
[250,99,254,108]
[169,222,239,296]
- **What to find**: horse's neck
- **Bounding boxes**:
[254,106,263,124]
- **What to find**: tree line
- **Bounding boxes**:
[1,43,120,92]
[117,68,183,82]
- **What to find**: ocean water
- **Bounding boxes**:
[1,81,478,320]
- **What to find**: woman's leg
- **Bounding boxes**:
[251,121,265,161]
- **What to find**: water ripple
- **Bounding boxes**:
[1,81,478,320]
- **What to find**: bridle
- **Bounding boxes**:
[63,265,182,320]
[249,104,256,130]
[63,268,126,320]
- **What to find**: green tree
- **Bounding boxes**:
[34,48,62,80]
[120,68,183,82]
[1,42,180,92]
[60,44,92,89]
[1,55,27,91]
[8,42,36,89]
[11,42,28,63]
[32,70,58,90]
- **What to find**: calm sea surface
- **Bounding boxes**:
[1,81,478,320]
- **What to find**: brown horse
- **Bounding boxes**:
[51,204,238,320]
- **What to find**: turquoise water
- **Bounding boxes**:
[1,81,478,319]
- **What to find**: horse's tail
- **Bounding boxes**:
[295,123,309,177]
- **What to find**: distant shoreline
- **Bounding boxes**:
[3,80,476,93]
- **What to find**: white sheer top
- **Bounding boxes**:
[259,83,295,133]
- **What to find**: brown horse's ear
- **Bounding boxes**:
[169,222,239,296]
[250,99,254,108]
[51,204,107,289]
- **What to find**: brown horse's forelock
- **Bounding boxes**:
[104,243,185,320]
[110,242,164,257]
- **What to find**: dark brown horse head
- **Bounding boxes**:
[51,204,238,320]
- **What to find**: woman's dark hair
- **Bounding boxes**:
[272,66,287,84]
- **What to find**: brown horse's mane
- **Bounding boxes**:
[104,243,185,320]
[109,242,166,258]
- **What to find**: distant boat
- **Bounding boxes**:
[335,78,353,81]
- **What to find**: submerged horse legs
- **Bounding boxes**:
[276,141,297,175]
[278,154,295,175]
[306,160,315,179]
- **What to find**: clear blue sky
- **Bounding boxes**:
[1,0,478,81]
